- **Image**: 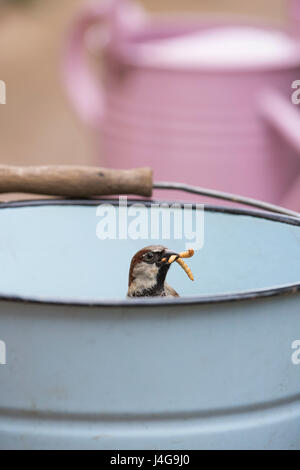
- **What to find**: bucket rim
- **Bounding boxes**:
[0,197,299,308]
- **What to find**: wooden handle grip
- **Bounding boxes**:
[0,165,153,197]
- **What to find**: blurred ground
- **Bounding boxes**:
[0,0,287,199]
[0,0,93,169]
[143,0,286,19]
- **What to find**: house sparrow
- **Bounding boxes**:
[127,245,194,298]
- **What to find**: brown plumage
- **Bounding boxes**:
[127,245,194,298]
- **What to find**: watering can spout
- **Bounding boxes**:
[259,88,300,211]
[259,89,300,153]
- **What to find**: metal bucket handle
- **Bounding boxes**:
[0,164,298,219]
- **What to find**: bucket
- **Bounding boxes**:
[0,165,299,449]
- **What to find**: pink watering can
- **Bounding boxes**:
[64,0,300,209]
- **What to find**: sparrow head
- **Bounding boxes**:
[127,245,180,297]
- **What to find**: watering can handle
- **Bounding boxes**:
[63,1,112,125]
[64,0,145,125]
[0,165,298,219]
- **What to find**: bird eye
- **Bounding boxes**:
[144,252,154,262]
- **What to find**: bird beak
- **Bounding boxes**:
[161,251,179,264]
[161,248,195,281]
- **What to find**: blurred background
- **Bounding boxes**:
[0,0,298,203]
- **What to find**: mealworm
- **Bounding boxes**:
[178,249,194,259]
[176,258,194,281]
[168,254,178,264]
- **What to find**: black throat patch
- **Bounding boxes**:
[131,263,170,297]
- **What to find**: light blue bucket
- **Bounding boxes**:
[0,198,299,449]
